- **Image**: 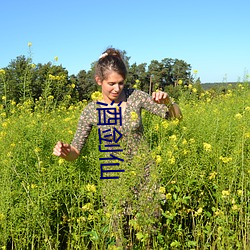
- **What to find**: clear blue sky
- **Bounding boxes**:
[1,0,250,83]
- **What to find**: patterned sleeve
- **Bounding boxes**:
[71,102,95,152]
[136,90,169,119]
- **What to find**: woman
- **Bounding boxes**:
[53,48,182,161]
[53,48,182,246]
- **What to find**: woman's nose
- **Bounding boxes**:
[113,84,120,92]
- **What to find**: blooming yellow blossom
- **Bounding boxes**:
[86,184,96,193]
[54,56,58,62]
[169,134,177,141]
[245,106,250,112]
[2,96,6,100]
[91,91,103,101]
[195,207,203,216]
[58,158,64,165]
[155,155,162,164]
[135,79,140,83]
[237,189,243,196]
[0,213,5,221]
[178,79,183,85]
[165,193,172,199]
[168,156,175,165]
[154,123,159,131]
[28,42,32,47]
[208,171,217,180]
[159,186,166,194]
[232,204,239,211]
[203,142,212,152]
[161,120,168,128]
[130,111,138,121]
[222,190,230,197]
[193,69,198,74]
[189,138,195,144]
[182,139,187,145]
[192,88,197,93]
[0,69,6,75]
[34,147,41,153]
[234,113,242,120]
[219,156,232,164]
[81,203,93,212]
[133,84,138,89]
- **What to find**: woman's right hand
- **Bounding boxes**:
[53,141,71,158]
[53,141,80,161]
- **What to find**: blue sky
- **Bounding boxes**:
[1,0,249,83]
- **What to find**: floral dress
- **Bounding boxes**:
[71,88,171,239]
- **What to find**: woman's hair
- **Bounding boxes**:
[95,48,127,81]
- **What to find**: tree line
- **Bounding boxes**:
[0,51,200,106]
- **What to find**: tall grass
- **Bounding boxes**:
[0,83,249,249]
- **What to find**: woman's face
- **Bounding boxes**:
[96,71,125,103]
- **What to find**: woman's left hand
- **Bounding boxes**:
[152,91,171,104]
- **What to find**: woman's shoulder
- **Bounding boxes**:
[125,88,150,100]
[80,101,97,115]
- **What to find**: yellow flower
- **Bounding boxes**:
[189,138,195,144]
[86,184,96,193]
[71,83,76,89]
[34,147,41,153]
[2,96,6,100]
[58,158,64,165]
[203,142,212,152]
[222,190,230,197]
[0,69,6,75]
[193,69,198,74]
[195,207,203,216]
[91,91,103,101]
[178,79,183,85]
[48,74,55,80]
[165,193,172,199]
[81,203,93,212]
[135,79,140,83]
[234,113,242,120]
[28,42,32,47]
[245,132,250,138]
[168,156,175,165]
[188,84,193,89]
[54,56,58,62]
[159,186,166,194]
[219,156,232,164]
[154,123,159,131]
[48,95,54,100]
[169,134,177,141]
[155,155,162,164]
[133,84,138,89]
[130,111,138,121]
[237,189,243,196]
[208,171,217,180]
[0,213,5,221]
[245,106,250,112]
[232,204,239,211]
[161,120,168,128]
[192,88,197,93]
